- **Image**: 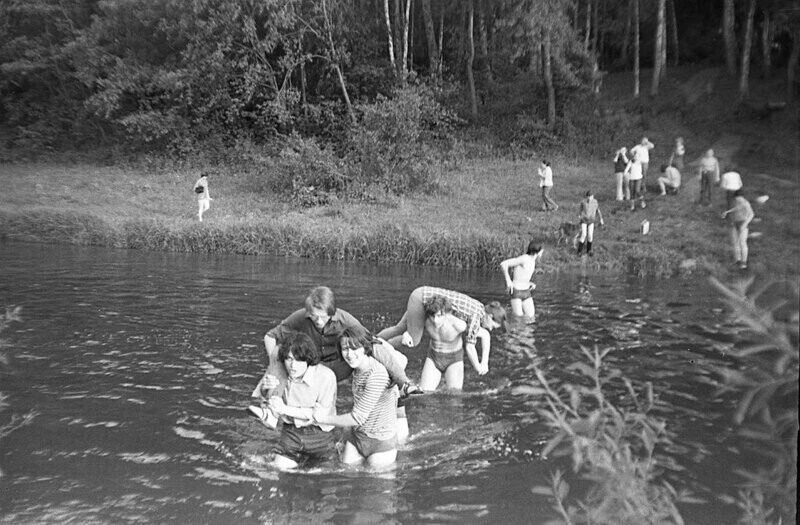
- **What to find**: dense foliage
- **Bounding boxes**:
[2,0,797,171]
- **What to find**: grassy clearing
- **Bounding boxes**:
[1,151,797,278]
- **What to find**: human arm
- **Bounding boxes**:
[596,206,604,226]
[370,338,410,386]
[467,327,492,375]
[314,367,388,427]
[500,257,522,294]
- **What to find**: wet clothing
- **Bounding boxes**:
[280,364,336,432]
[274,424,335,463]
[427,347,464,374]
[350,356,397,441]
[510,285,533,300]
[349,429,397,458]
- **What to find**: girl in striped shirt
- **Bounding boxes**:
[313,326,398,468]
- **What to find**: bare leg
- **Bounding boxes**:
[341,441,365,465]
[521,298,535,318]
[366,448,397,469]
[419,358,442,392]
[443,361,465,391]
[509,297,524,317]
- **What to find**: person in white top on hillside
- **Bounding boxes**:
[630,137,655,192]
[537,160,558,211]
[193,173,212,222]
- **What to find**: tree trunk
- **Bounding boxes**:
[723,0,737,75]
[421,0,438,79]
[382,0,397,76]
[393,0,403,77]
[300,61,308,116]
[401,0,411,81]
[322,0,355,124]
[408,0,414,73]
[761,10,771,78]
[738,0,756,101]
[542,29,556,127]
[477,0,492,87]
[591,0,599,55]
[788,30,800,102]
[667,0,679,66]
[650,0,665,95]
[633,0,640,98]
[465,0,478,120]
[584,0,592,52]
[621,0,631,65]
[437,3,444,80]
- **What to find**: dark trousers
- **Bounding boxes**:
[700,171,714,204]
[541,186,558,210]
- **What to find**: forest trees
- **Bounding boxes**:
[1,0,798,155]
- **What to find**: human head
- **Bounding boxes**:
[541,160,550,167]
[641,137,649,144]
[675,137,683,145]
[733,189,744,198]
[423,295,452,318]
[705,149,714,157]
[482,301,506,332]
[616,147,627,156]
[278,331,320,378]
[526,242,542,256]
[585,190,594,198]
[339,325,374,368]
[304,286,336,330]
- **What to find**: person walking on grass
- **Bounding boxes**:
[500,242,542,320]
[193,172,212,221]
[577,190,604,256]
[538,160,558,211]
[630,137,655,192]
[613,147,631,201]
[720,189,754,270]
[698,149,720,206]
[624,152,646,210]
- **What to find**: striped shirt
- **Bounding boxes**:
[419,286,485,346]
[350,357,397,440]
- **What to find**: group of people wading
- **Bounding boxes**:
[249,285,506,469]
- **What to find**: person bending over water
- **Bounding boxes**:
[250,332,337,470]
[377,287,506,377]
[418,295,468,392]
[500,242,543,320]
[312,326,399,468]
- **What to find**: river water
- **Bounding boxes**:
[0,242,758,523]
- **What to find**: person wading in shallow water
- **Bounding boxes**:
[500,241,543,320]
[377,287,506,377]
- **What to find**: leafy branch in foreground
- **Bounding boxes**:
[710,276,798,525]
[529,345,691,525]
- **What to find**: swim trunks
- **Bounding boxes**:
[510,284,534,300]
[427,348,463,373]
[349,429,397,458]
[273,424,335,464]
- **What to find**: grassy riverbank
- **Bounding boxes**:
[1,70,798,278]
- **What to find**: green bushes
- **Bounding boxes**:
[528,345,689,524]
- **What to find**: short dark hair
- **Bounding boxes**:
[423,295,452,317]
[526,242,542,255]
[278,331,321,366]
[585,190,593,197]
[305,286,336,316]
[339,325,375,356]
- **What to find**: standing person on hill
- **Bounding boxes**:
[613,147,631,201]
[720,170,743,210]
[193,172,212,222]
[720,189,754,270]
[537,160,558,211]
[377,287,506,377]
[577,190,604,256]
[698,149,721,206]
[624,152,646,210]
[500,242,543,319]
[630,137,655,191]
[669,137,686,171]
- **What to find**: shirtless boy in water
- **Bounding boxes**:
[500,242,542,319]
[418,295,469,392]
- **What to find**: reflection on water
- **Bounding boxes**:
[0,242,752,523]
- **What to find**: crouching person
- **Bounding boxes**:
[255,332,338,470]
[313,326,398,469]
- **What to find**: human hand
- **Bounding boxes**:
[267,396,285,415]
[507,285,514,295]
[600,221,605,227]
[477,362,489,376]
[261,373,280,391]
[720,212,727,219]
[401,331,414,347]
